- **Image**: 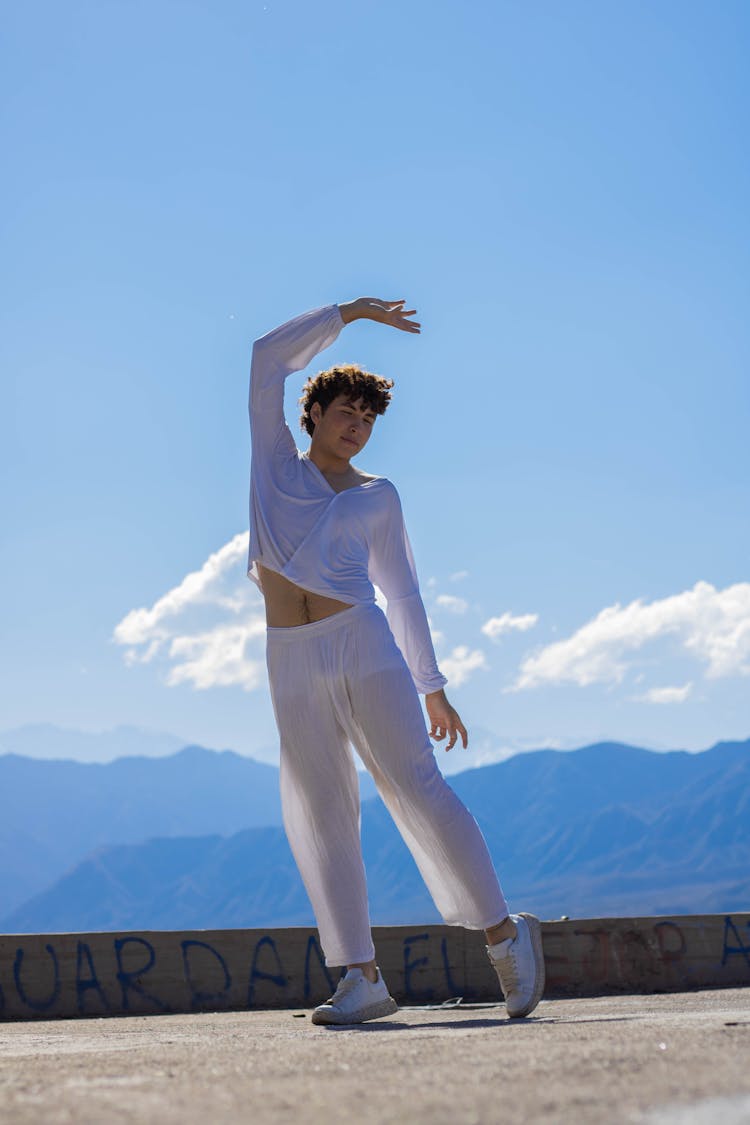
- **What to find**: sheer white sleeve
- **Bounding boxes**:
[368,484,448,695]
[247,303,345,586]
[249,304,344,460]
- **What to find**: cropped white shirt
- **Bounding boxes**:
[247,303,447,695]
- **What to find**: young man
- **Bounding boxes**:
[247,295,545,1024]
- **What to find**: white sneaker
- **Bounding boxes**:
[486,912,545,1018]
[311,967,398,1026]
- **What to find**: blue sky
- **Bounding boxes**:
[2,0,749,768]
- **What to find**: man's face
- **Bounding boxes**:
[311,394,377,458]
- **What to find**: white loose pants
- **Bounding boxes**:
[265,602,509,967]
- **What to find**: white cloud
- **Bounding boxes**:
[635,683,693,705]
[167,622,267,691]
[482,611,539,641]
[449,570,469,583]
[439,645,487,687]
[114,533,254,648]
[510,580,750,692]
[435,594,469,615]
[113,532,268,691]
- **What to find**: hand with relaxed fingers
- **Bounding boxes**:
[425,689,468,751]
[338,297,421,333]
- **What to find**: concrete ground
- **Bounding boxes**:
[1,989,749,1124]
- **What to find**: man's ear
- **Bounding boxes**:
[310,401,322,425]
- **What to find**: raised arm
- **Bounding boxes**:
[249,304,345,458]
[249,298,420,459]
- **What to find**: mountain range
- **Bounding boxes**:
[2,738,748,932]
[0,743,376,917]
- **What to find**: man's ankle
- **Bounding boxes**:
[485,915,518,946]
[347,959,378,983]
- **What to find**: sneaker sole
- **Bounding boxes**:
[508,912,546,1018]
[311,995,399,1026]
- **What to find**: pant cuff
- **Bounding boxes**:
[324,945,376,969]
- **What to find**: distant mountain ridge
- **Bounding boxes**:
[0,743,378,917]
[0,746,279,916]
[0,723,188,762]
[3,739,748,932]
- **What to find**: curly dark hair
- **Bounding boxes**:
[298,363,394,437]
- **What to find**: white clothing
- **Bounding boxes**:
[265,602,509,967]
[247,303,447,695]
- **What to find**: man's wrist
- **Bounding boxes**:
[337,299,361,325]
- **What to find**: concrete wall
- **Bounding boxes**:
[1,914,749,1021]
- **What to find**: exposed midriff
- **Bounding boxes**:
[258,563,354,627]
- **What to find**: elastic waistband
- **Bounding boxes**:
[265,601,381,644]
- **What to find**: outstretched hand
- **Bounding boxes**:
[339,297,421,333]
[425,689,468,751]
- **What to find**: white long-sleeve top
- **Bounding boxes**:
[247,303,448,696]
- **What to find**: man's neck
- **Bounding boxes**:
[307,445,354,478]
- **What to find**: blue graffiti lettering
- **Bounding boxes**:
[114,937,170,1012]
[247,936,288,1007]
[303,934,335,1001]
[403,933,434,1003]
[181,940,232,1010]
[440,936,465,998]
[13,943,60,1012]
[76,942,111,1015]
[721,916,750,970]
[653,921,687,963]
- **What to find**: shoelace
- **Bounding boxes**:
[493,948,520,996]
